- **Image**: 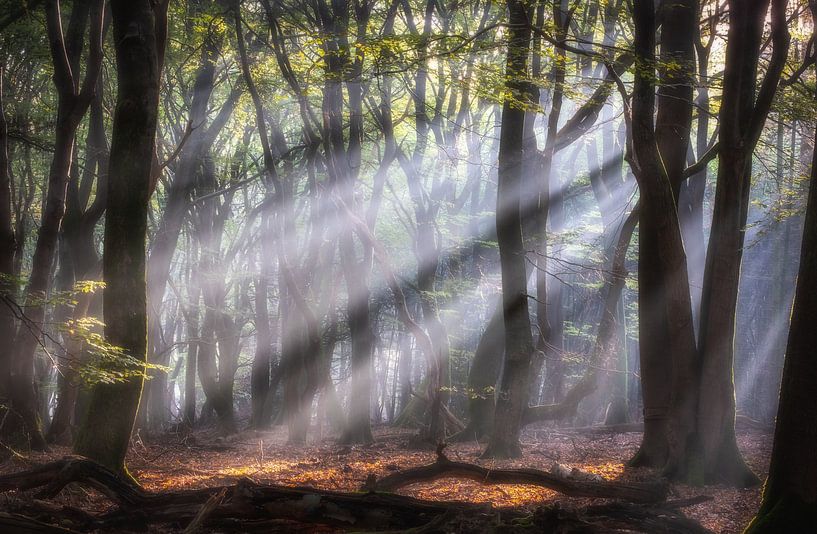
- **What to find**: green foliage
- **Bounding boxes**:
[60,317,170,386]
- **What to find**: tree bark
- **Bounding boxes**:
[451,296,503,442]
[73,0,165,478]
[250,214,274,430]
[482,0,535,459]
[745,40,817,529]
[628,0,698,477]
[0,66,16,402]
[3,0,103,452]
[695,0,788,487]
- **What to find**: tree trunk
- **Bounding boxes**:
[482,0,534,459]
[183,296,199,428]
[695,0,788,487]
[396,328,414,417]
[451,296,503,442]
[0,67,16,402]
[250,214,274,430]
[629,0,699,477]
[679,3,717,332]
[4,0,103,451]
[73,0,164,478]
[745,53,817,530]
[47,76,109,444]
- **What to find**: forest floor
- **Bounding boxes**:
[0,424,771,533]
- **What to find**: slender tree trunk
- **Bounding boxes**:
[653,0,703,482]
[482,0,534,459]
[679,4,716,332]
[183,288,199,427]
[4,0,103,451]
[0,67,16,402]
[250,215,273,429]
[48,77,108,444]
[536,1,567,405]
[396,328,413,416]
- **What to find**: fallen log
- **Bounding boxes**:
[365,444,669,503]
[0,511,82,534]
[0,456,491,531]
[0,456,710,533]
[579,501,713,533]
[97,479,493,531]
[0,456,145,505]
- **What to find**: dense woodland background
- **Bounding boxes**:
[0,0,816,531]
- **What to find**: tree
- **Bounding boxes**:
[628,0,698,473]
[482,0,535,459]
[73,0,168,477]
[743,3,817,529]
[695,0,789,486]
[0,67,16,404]
[1,0,103,451]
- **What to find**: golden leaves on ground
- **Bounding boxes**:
[2,426,771,533]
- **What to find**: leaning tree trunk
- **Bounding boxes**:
[745,48,817,530]
[482,0,535,459]
[73,0,165,478]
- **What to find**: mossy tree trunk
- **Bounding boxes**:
[73,0,166,477]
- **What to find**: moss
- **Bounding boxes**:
[73,379,144,480]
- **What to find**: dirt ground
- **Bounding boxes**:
[0,424,771,533]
